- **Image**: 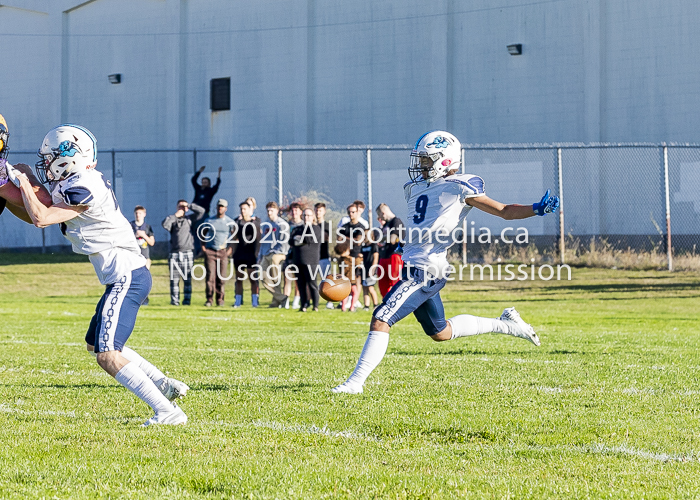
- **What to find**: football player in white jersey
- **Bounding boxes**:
[332,130,560,394]
[7,124,190,426]
[0,113,53,222]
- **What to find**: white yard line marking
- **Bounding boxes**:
[512,358,571,365]
[0,404,376,441]
[251,420,379,441]
[620,387,658,395]
[1,403,697,461]
[536,386,563,394]
[518,443,699,463]
[579,443,700,463]
[0,404,78,418]
[0,340,340,357]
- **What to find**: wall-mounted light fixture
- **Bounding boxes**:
[507,44,522,56]
[108,74,122,84]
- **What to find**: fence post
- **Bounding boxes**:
[277,150,283,206]
[111,149,116,187]
[557,147,565,264]
[193,149,197,173]
[366,149,373,229]
[461,148,467,265]
[663,146,673,271]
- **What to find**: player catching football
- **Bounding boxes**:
[7,124,189,426]
[332,130,560,394]
[0,113,53,222]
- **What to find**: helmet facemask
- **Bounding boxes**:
[409,152,444,183]
[35,152,60,184]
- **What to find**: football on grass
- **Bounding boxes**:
[319,275,351,302]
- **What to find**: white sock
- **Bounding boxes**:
[344,331,390,388]
[448,314,508,340]
[114,362,173,414]
[292,296,300,308]
[120,347,167,387]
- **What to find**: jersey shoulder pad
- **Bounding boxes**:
[444,174,485,197]
[59,176,95,206]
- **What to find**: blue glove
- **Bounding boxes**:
[532,189,560,216]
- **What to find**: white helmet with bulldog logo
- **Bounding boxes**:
[408,130,462,183]
[35,124,97,184]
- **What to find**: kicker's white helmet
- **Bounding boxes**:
[408,130,462,183]
[35,124,97,184]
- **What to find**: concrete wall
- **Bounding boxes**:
[1,0,699,152]
[2,0,699,249]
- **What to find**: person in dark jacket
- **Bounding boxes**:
[231,200,262,308]
[162,200,206,305]
[290,208,322,312]
[315,202,334,310]
[191,165,222,256]
[131,205,155,306]
[191,165,222,214]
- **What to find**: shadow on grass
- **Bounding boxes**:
[541,282,700,294]
[266,383,316,392]
[195,383,236,392]
[391,347,551,356]
[390,349,490,356]
[446,282,700,303]
[1,382,113,389]
[371,425,499,444]
[195,382,315,392]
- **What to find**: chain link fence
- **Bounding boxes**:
[2,144,697,270]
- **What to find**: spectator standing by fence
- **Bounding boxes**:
[191,165,222,256]
[131,205,155,268]
[200,198,234,307]
[162,200,205,306]
[192,166,222,214]
[291,208,322,312]
[339,201,368,309]
[231,200,262,308]
[339,200,369,229]
[131,205,155,305]
[283,202,304,309]
[339,203,366,311]
[376,203,405,296]
[314,202,335,309]
[259,201,290,307]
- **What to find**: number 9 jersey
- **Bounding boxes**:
[401,173,485,279]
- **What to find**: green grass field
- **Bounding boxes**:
[1,254,700,499]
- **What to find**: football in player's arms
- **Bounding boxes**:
[0,113,52,222]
